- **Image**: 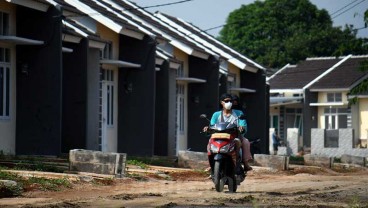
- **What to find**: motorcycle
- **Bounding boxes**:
[200,114,247,193]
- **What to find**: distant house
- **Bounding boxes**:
[268,55,368,156]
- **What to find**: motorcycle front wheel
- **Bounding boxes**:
[213,160,224,192]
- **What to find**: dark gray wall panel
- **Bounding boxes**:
[118,35,156,156]
[240,70,269,154]
[62,40,88,153]
[86,48,101,150]
[187,56,219,152]
[154,62,169,156]
[303,89,318,147]
[16,6,62,155]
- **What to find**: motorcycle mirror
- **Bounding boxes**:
[200,114,207,119]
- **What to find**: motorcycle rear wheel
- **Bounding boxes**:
[213,161,224,192]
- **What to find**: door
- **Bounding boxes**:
[176,83,187,154]
[100,68,117,152]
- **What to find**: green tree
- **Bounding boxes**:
[218,0,368,68]
[349,9,368,103]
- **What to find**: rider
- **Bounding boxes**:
[204,93,253,172]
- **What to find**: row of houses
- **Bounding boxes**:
[0,0,269,156]
[269,55,368,156]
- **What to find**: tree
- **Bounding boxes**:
[218,0,368,69]
[349,9,368,103]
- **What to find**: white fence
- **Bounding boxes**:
[311,129,368,158]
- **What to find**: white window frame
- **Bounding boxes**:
[176,84,185,134]
[324,107,348,129]
[327,92,342,103]
[227,73,236,90]
[0,47,10,120]
[104,69,114,127]
[100,42,112,60]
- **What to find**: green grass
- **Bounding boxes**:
[127,156,177,168]
[127,159,148,169]
[0,169,72,197]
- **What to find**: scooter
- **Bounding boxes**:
[200,114,246,192]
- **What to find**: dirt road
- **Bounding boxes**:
[0,165,367,207]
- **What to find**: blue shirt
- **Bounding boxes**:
[210,109,247,133]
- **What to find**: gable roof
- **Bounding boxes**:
[58,0,146,39]
[155,12,265,72]
[309,55,368,91]
[113,0,218,59]
[269,57,343,90]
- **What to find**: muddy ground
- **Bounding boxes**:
[0,165,367,208]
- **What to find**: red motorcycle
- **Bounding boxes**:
[201,114,246,192]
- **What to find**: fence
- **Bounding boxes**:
[311,128,368,157]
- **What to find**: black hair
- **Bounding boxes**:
[220,93,233,101]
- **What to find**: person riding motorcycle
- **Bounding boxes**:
[203,93,253,172]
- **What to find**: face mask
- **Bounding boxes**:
[224,102,232,110]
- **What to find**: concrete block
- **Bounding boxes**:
[0,180,17,188]
[253,154,289,170]
[178,151,208,170]
[69,149,126,177]
[341,154,366,167]
[304,154,333,168]
[277,146,288,156]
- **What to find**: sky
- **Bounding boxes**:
[130,0,368,38]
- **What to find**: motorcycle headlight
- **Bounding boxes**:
[219,144,233,153]
[210,144,218,153]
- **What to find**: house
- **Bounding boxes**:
[268,55,368,156]
[0,0,268,157]
[153,12,269,153]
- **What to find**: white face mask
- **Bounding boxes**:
[224,102,232,110]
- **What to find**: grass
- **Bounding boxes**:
[127,156,177,168]
[0,167,72,197]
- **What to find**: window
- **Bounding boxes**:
[327,92,342,102]
[100,42,112,59]
[0,47,10,118]
[176,63,184,77]
[103,69,114,127]
[324,107,348,129]
[0,12,9,36]
[176,84,185,134]
[227,73,236,89]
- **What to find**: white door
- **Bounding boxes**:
[101,69,117,152]
[176,83,187,154]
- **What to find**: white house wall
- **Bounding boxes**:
[359,98,368,140]
[174,48,188,152]
[0,43,16,155]
[0,2,16,154]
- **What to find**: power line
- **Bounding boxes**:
[330,0,359,16]
[126,0,194,11]
[332,0,366,19]
[65,0,195,18]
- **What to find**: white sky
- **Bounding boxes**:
[130,0,368,38]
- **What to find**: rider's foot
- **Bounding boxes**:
[243,162,253,172]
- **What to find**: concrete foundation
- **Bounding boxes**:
[177,151,208,170]
[253,154,289,170]
[303,154,333,168]
[69,149,126,177]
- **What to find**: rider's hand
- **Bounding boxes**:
[203,126,209,132]
[238,126,244,133]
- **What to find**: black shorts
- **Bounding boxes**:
[273,144,278,151]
